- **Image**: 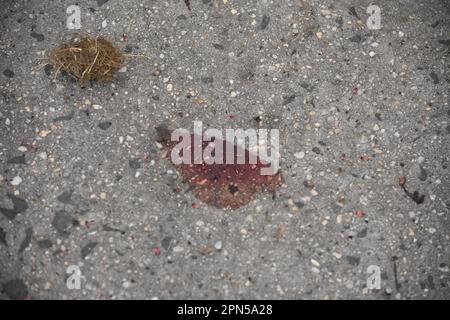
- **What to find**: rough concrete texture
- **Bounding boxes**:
[0,0,449,299]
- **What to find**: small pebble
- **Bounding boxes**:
[311,259,321,267]
[333,252,342,259]
[311,267,320,274]
[173,246,184,253]
[11,176,22,186]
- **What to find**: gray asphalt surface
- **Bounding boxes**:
[0,0,449,299]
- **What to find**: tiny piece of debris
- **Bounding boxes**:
[49,36,125,83]
[276,225,288,240]
[184,0,191,11]
[156,124,284,210]
[199,244,215,255]
[355,210,365,218]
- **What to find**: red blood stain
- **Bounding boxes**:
[398,176,425,204]
[157,125,284,210]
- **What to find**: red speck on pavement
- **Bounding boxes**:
[355,210,366,218]
[191,202,200,209]
[153,247,161,256]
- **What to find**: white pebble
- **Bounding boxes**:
[294,151,305,159]
[311,267,320,274]
[333,252,342,259]
[214,241,222,250]
[195,220,204,227]
[311,259,321,267]
[38,152,47,160]
[173,246,184,253]
[11,176,22,186]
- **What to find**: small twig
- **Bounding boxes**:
[83,50,100,79]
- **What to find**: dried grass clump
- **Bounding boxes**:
[49,36,124,83]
